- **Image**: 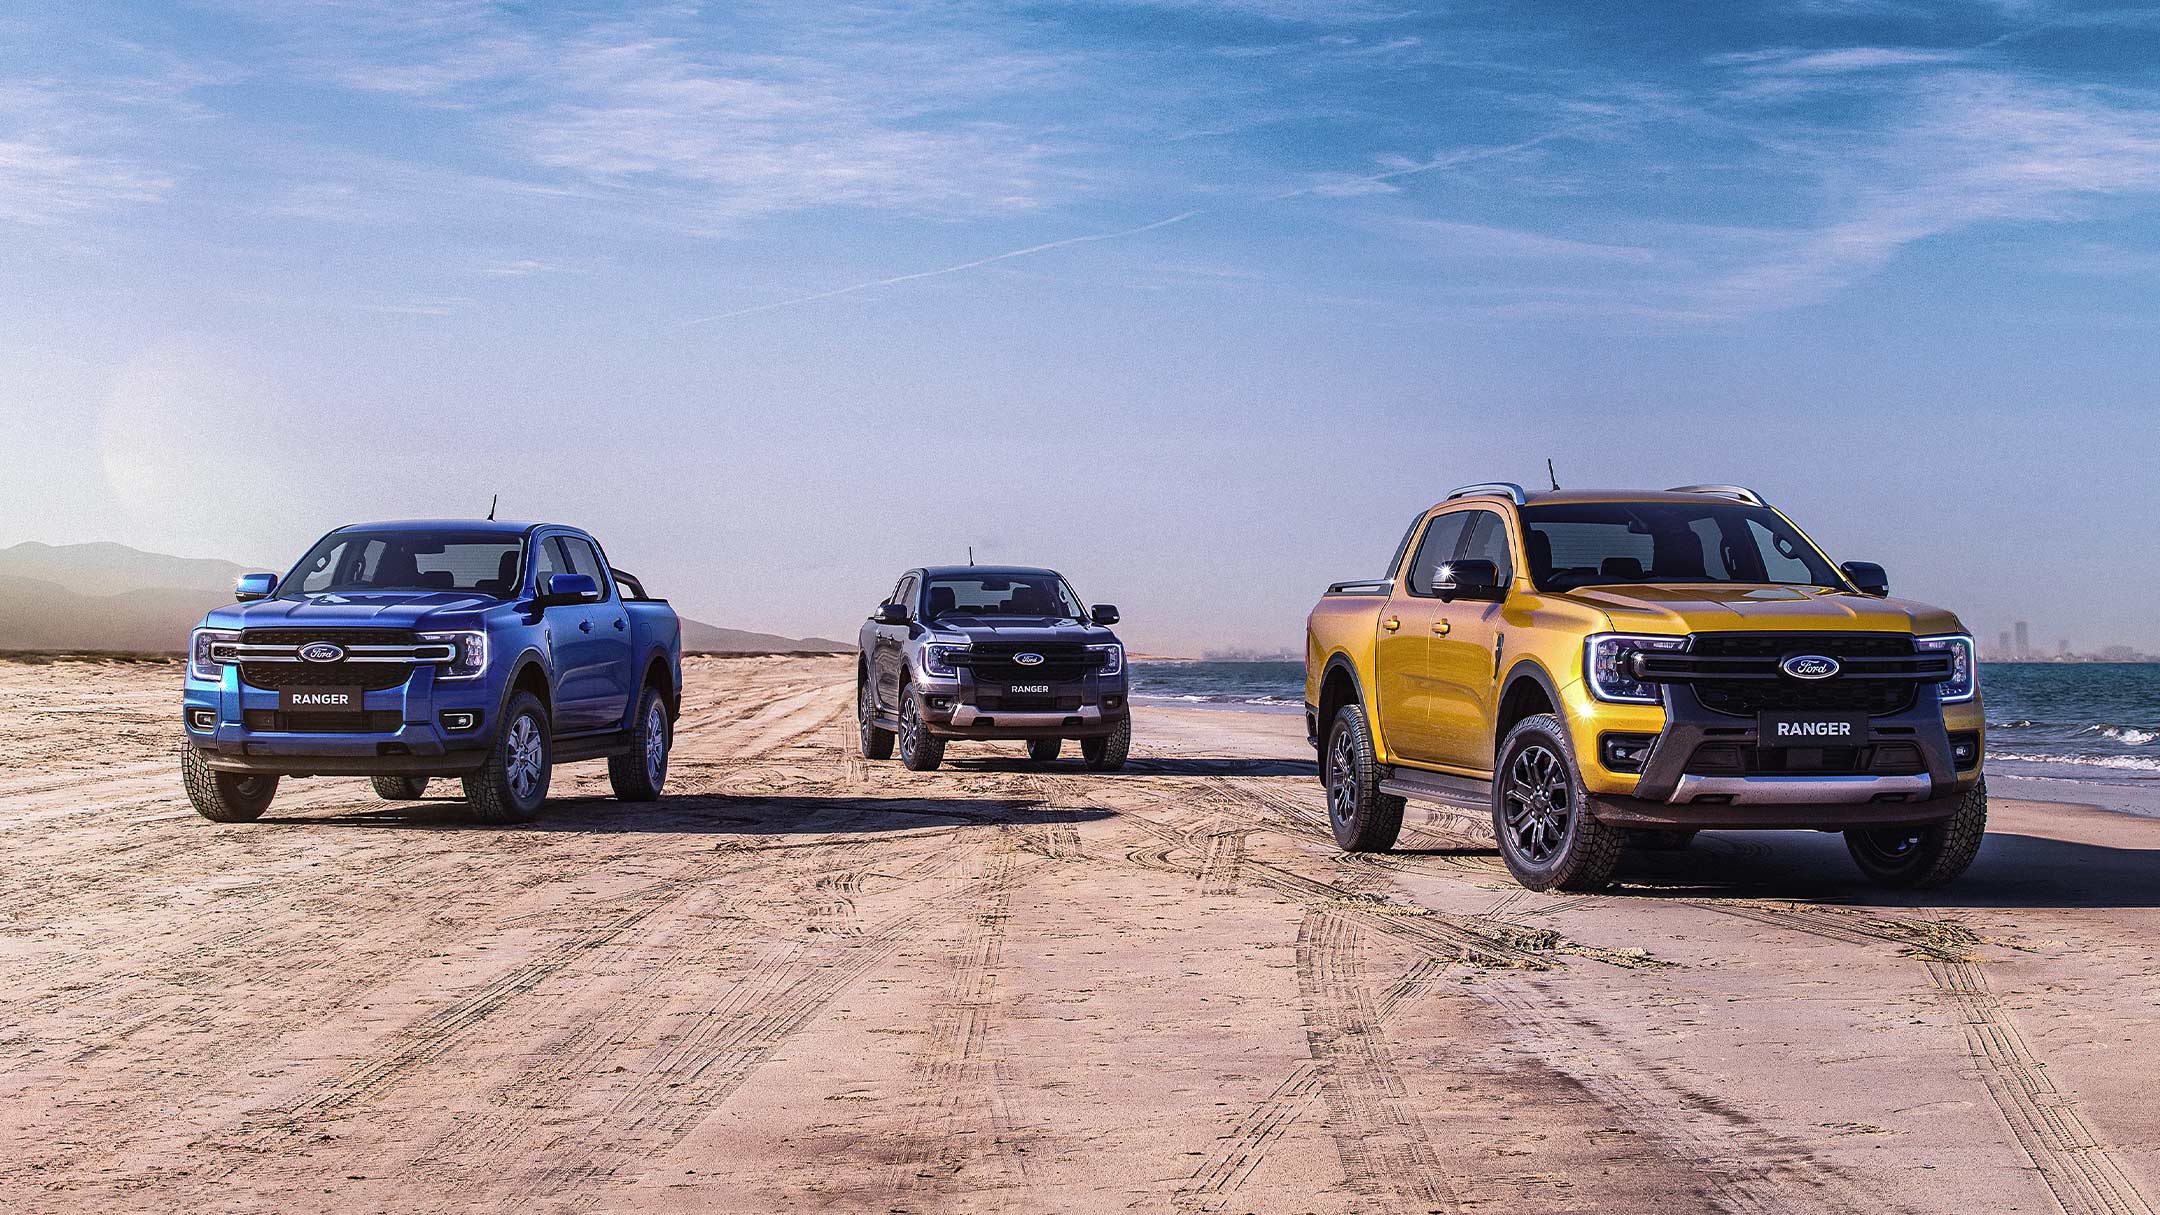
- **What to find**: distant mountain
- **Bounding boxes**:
[0,541,846,655]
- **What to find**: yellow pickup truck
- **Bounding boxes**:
[1304,484,1985,892]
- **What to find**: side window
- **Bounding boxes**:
[896,575,918,616]
[1458,511,1514,585]
[558,536,613,597]
[1405,513,1472,596]
[533,537,569,589]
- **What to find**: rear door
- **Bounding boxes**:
[1428,509,1514,774]
[1376,511,1470,765]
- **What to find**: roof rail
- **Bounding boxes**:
[1667,484,1767,507]
[1444,482,1528,506]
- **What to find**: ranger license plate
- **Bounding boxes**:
[1758,711,1867,745]
[281,687,362,713]
[1008,684,1051,695]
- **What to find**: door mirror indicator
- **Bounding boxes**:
[234,573,278,602]
[876,602,910,626]
[1090,604,1120,626]
[1840,561,1889,597]
[1434,559,1503,602]
[537,573,602,607]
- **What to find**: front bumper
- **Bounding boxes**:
[182,662,495,777]
[913,672,1129,740]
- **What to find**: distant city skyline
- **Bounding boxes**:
[4,2,2159,656]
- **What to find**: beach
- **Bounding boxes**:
[2,652,2155,1213]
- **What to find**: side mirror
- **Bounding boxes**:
[1090,604,1120,626]
[234,573,277,602]
[1840,561,1889,597]
[1435,559,1503,602]
[876,602,910,626]
[537,572,601,607]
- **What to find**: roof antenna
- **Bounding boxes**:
[1545,458,1561,491]
[967,545,975,566]
[487,493,497,521]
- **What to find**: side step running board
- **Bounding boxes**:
[1378,766,1491,811]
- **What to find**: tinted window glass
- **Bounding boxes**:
[287,531,525,596]
[556,536,612,596]
[534,537,569,587]
[923,574,1083,621]
[1405,513,1471,596]
[1458,511,1514,584]
[1520,503,1841,591]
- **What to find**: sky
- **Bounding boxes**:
[2,0,2157,657]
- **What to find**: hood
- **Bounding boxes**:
[204,590,504,631]
[927,615,1117,644]
[1562,584,1965,636]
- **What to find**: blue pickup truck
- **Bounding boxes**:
[181,520,682,824]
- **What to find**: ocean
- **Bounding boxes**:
[1130,660,2160,816]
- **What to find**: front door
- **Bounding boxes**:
[1428,510,1515,774]
[558,534,633,731]
[873,574,916,713]
[1375,511,1470,765]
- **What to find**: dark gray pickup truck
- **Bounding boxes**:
[856,566,1131,772]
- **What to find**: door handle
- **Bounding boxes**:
[1383,616,1401,632]
[1432,620,1451,635]
[579,619,594,633]
[613,617,626,631]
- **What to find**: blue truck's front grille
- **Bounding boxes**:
[239,627,422,692]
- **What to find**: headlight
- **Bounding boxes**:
[421,630,487,680]
[1916,634,1976,703]
[190,628,240,681]
[1087,643,1124,677]
[920,641,968,679]
[1584,633,1687,704]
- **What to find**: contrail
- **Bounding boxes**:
[684,210,1202,326]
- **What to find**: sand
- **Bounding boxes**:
[0,653,2154,1214]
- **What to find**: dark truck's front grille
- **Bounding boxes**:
[954,644,1104,683]
[239,627,423,692]
[1635,632,1952,719]
[974,690,1085,712]
[244,709,404,734]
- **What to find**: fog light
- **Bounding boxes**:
[1600,732,1658,773]
[1102,694,1125,711]
[928,696,954,710]
[187,708,216,732]
[440,710,479,732]
[1949,732,1981,770]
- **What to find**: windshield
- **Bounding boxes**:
[1520,503,1843,591]
[922,573,1085,621]
[285,530,526,597]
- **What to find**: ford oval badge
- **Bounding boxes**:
[1015,653,1044,666]
[1780,654,1839,680]
[299,642,346,664]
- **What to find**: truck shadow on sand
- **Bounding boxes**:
[1616,828,2160,910]
[253,794,1113,836]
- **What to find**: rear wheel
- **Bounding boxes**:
[182,748,277,823]
[608,688,670,801]
[463,693,551,825]
[370,775,429,801]
[1322,706,1402,851]
[1846,781,1987,888]
[1027,737,1061,763]
[1493,714,1624,891]
[1082,718,1130,771]
[858,679,894,760]
[897,684,945,772]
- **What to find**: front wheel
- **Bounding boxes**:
[608,688,671,801]
[182,748,277,822]
[858,680,894,760]
[464,692,551,825]
[897,685,945,772]
[1081,719,1130,771]
[1493,714,1624,892]
[1322,707,1402,851]
[371,775,429,801]
[1846,781,1987,888]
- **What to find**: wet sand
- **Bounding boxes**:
[1,653,2154,1214]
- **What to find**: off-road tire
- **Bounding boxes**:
[1845,780,1988,889]
[608,688,670,802]
[182,748,277,823]
[897,684,945,772]
[1082,718,1131,771]
[1493,714,1625,891]
[858,679,895,760]
[370,775,429,801]
[1627,828,1697,852]
[463,692,551,825]
[1027,737,1061,763]
[1322,706,1403,852]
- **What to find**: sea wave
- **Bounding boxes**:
[1990,752,2160,774]
[2075,724,2159,746]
